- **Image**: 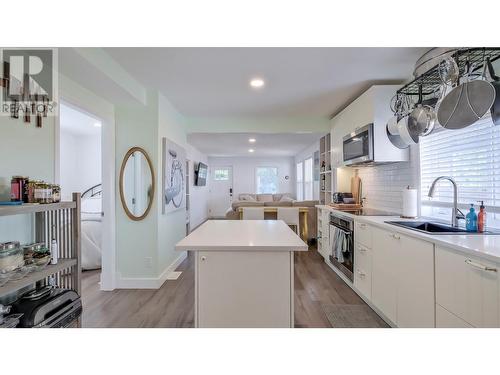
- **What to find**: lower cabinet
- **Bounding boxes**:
[371,226,435,327]
[318,209,330,260]
[354,242,372,300]
[435,246,500,327]
[436,304,473,328]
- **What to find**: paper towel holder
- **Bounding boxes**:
[401,185,418,219]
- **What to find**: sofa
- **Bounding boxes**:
[225,193,318,241]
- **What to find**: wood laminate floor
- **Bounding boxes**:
[81,246,388,328]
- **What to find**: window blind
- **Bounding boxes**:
[420,115,500,227]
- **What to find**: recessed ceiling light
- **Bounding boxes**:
[94,122,102,128]
[249,138,256,143]
[248,149,255,153]
[249,78,265,89]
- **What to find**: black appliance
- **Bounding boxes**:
[329,212,354,281]
[343,123,374,166]
[195,162,208,186]
[332,192,353,204]
[11,287,82,328]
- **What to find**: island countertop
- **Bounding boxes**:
[175,220,308,252]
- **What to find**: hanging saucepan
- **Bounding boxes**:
[437,59,496,129]
[408,86,437,137]
[397,115,419,146]
[486,57,500,125]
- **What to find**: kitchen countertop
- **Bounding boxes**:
[316,205,500,264]
[175,220,308,252]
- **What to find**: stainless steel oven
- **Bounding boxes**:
[343,123,374,166]
[329,212,354,281]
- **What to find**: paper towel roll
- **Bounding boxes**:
[402,187,418,218]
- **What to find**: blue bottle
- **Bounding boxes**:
[466,204,478,232]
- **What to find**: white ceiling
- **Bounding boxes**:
[187,132,321,157]
[60,102,102,136]
[104,47,428,118]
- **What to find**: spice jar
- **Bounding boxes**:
[51,184,60,203]
[26,180,37,203]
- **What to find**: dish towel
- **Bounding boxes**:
[331,226,352,263]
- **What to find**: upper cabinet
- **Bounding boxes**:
[330,85,409,168]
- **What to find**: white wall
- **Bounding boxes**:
[60,131,101,201]
[207,156,295,197]
[187,144,209,229]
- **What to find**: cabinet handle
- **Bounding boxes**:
[358,246,367,253]
[388,233,400,240]
[357,269,366,278]
[200,256,207,261]
[465,259,497,272]
[359,223,367,229]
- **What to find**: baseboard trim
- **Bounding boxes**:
[115,251,188,289]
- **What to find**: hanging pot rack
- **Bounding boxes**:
[397,47,500,99]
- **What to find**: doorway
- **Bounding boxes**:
[209,166,233,218]
[58,101,108,288]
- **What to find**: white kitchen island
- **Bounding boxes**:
[175,220,308,328]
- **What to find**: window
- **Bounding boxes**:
[420,115,500,228]
[304,157,313,200]
[296,162,303,200]
[214,168,229,181]
[256,167,278,194]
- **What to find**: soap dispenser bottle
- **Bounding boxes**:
[466,204,478,232]
[477,201,486,233]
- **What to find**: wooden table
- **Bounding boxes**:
[238,207,309,242]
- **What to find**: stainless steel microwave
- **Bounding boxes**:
[342,123,374,166]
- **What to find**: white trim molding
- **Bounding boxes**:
[115,251,188,289]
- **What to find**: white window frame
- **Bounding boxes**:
[296,161,304,201]
[255,166,279,194]
[304,157,313,200]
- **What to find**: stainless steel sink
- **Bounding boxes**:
[385,221,500,235]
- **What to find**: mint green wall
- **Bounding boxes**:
[0,109,55,243]
[157,94,188,273]
[115,91,160,278]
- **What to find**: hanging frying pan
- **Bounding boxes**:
[437,60,496,129]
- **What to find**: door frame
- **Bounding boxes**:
[55,99,116,290]
[209,165,233,218]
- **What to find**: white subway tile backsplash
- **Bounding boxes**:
[356,146,419,214]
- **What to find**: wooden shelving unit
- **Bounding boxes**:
[0,194,82,322]
[319,133,332,205]
[0,259,77,297]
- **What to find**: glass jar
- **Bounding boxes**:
[33,181,45,203]
[0,242,24,273]
[26,180,37,203]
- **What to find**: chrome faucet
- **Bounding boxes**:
[427,176,465,227]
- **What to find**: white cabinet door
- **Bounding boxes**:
[396,235,435,328]
[355,221,372,248]
[371,227,398,323]
[197,251,292,328]
[372,227,435,327]
[436,304,473,328]
[354,242,372,299]
[435,246,500,327]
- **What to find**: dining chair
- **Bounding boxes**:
[242,207,265,220]
[277,207,300,235]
